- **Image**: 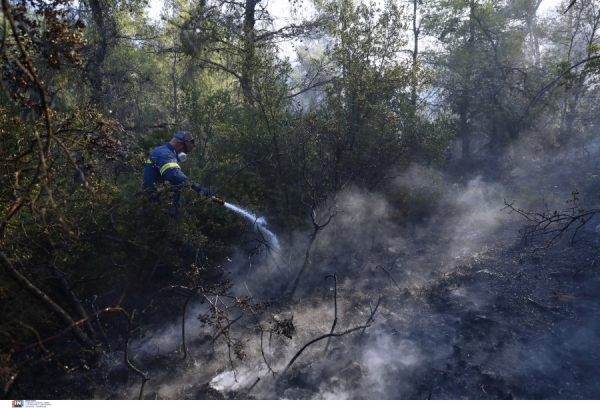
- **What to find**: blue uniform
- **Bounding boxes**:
[143,143,190,189]
[143,143,208,211]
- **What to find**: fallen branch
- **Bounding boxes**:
[244,377,260,397]
[279,325,370,379]
[375,264,401,290]
[503,191,599,251]
[361,296,382,338]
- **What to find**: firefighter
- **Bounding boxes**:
[142,130,211,214]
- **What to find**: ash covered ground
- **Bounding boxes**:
[12,153,600,400]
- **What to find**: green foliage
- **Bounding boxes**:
[287,0,450,194]
[587,43,600,55]
[584,45,600,73]
[3,0,598,363]
[388,166,447,224]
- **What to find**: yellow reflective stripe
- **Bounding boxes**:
[145,159,152,164]
[160,162,180,175]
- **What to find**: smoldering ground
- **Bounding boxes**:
[17,140,600,399]
[91,147,597,399]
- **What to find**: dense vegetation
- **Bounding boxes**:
[1,0,599,399]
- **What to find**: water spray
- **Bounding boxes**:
[219,201,280,250]
[207,194,279,249]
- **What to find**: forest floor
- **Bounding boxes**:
[11,206,600,399]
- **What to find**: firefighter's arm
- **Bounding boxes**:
[156,152,189,186]
[157,152,211,196]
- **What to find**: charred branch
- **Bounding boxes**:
[90,295,112,352]
[49,258,96,341]
[375,264,401,291]
[244,377,260,397]
[288,190,338,298]
[361,296,382,338]
[123,310,149,400]
[504,191,600,251]
[181,286,196,360]
[278,325,370,380]
[259,330,277,378]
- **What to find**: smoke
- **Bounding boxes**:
[222,170,512,300]
[209,364,262,392]
[224,202,281,250]
[157,168,516,399]
[436,176,511,261]
[359,336,423,397]
[92,138,600,399]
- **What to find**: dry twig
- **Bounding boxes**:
[503,191,599,251]
[361,296,382,338]
[279,325,370,379]
[375,264,401,290]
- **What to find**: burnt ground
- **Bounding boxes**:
[264,222,600,400]
[396,233,600,400]
[9,214,600,400]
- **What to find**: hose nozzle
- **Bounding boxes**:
[211,196,225,205]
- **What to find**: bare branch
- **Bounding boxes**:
[279,325,370,379]
[361,296,382,337]
[286,79,332,100]
[503,192,600,251]
[564,0,577,13]
[523,55,600,118]
[123,310,150,400]
[375,264,401,290]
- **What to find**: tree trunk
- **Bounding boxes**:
[241,0,258,105]
[411,0,419,106]
[526,0,544,66]
[460,0,477,163]
[288,226,320,298]
[87,0,109,106]
[172,51,179,123]
[459,94,470,162]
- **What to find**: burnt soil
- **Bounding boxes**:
[8,218,600,400]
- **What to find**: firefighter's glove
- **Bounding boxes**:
[192,182,211,197]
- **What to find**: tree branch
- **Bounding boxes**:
[279,325,370,379]
[503,193,600,251]
[523,55,600,118]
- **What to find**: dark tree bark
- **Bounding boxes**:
[241,0,259,105]
[86,0,109,105]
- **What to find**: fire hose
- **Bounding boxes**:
[211,196,225,206]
